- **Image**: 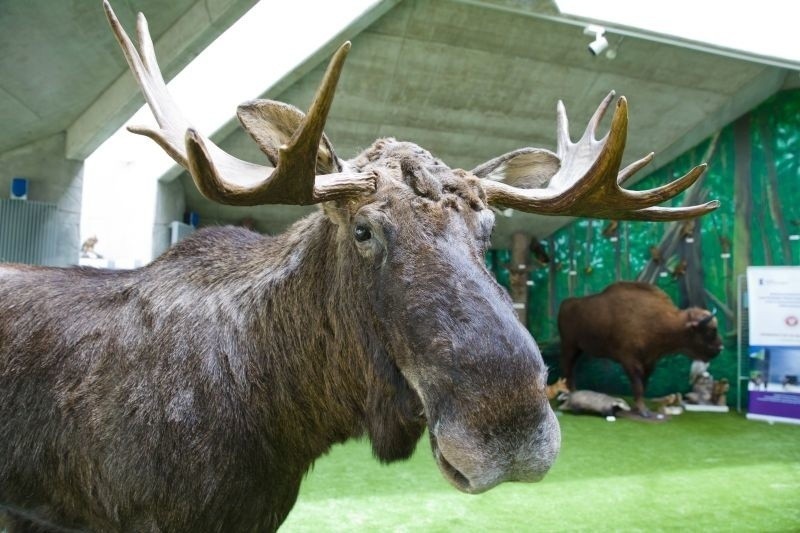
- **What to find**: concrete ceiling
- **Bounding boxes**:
[1,0,792,247]
[0,0,257,159]
[175,0,790,245]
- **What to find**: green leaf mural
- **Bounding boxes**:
[486,89,800,404]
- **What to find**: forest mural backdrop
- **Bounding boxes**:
[487,89,800,405]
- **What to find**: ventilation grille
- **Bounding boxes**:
[0,199,58,265]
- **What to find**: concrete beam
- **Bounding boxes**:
[652,67,788,173]
[159,0,403,183]
[65,0,257,161]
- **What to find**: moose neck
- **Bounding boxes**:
[244,212,375,463]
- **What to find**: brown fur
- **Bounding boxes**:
[0,139,560,531]
[558,281,722,415]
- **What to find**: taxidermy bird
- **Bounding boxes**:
[649,245,662,264]
[602,220,619,238]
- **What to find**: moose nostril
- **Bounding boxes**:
[437,450,471,489]
[431,432,474,492]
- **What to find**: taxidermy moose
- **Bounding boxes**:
[0,2,718,531]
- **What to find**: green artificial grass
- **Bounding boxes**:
[282,412,800,532]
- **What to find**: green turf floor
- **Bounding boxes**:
[281,411,800,532]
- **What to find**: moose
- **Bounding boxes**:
[558,282,723,417]
[0,2,718,531]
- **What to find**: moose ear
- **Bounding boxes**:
[471,148,561,189]
[237,99,343,174]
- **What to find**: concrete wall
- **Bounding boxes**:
[0,133,82,266]
[152,177,187,259]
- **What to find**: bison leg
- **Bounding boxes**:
[560,342,582,390]
[639,363,658,415]
[622,361,653,417]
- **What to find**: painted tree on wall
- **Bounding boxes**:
[638,133,719,312]
[751,97,800,265]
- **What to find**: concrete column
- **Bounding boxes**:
[0,133,83,267]
[152,178,187,258]
[508,232,531,324]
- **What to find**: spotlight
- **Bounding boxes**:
[584,24,608,56]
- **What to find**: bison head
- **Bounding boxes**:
[685,309,724,361]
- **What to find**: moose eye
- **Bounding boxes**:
[354,224,372,242]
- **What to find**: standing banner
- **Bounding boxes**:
[746,266,800,424]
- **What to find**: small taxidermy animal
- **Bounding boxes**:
[529,237,551,265]
[602,220,619,237]
[689,360,710,384]
[557,390,631,417]
[685,373,714,404]
[80,236,103,259]
[711,378,730,406]
[546,377,569,400]
[650,392,682,407]
[650,392,683,415]
[671,259,688,279]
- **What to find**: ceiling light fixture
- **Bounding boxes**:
[584,24,608,56]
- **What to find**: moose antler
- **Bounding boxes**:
[479,92,719,221]
[103,1,375,206]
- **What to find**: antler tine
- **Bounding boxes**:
[248,42,354,204]
[618,152,654,185]
[103,1,375,206]
[584,90,615,142]
[543,94,628,202]
[620,200,720,221]
[286,43,349,161]
[482,93,719,221]
[104,1,190,166]
[615,163,707,209]
[134,14,182,130]
[555,100,570,155]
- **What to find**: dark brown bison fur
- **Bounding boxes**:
[558,281,722,416]
[1,139,559,531]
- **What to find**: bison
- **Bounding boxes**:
[0,3,716,531]
[558,281,723,416]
